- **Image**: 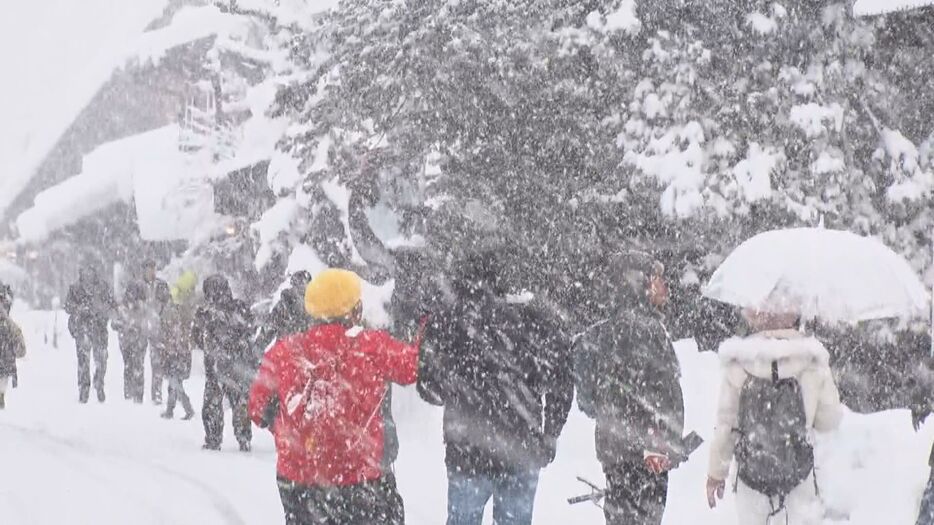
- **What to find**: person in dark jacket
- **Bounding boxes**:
[141,260,171,404]
[0,284,26,409]
[112,282,149,403]
[191,274,255,451]
[418,251,574,525]
[160,276,197,420]
[254,270,313,355]
[65,266,116,403]
[574,251,685,525]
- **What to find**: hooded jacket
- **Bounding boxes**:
[707,330,844,481]
[574,252,685,465]
[575,304,685,464]
[191,276,255,388]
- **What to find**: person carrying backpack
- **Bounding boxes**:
[160,273,199,420]
[706,309,843,523]
[249,268,425,525]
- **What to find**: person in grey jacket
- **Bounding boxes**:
[65,266,115,403]
[0,283,26,409]
[574,251,685,525]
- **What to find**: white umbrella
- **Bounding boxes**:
[703,228,929,322]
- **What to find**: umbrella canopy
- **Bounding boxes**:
[703,228,928,322]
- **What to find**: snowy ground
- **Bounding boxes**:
[1,306,933,524]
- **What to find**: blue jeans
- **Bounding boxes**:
[446,468,540,525]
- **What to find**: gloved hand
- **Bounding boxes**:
[706,477,725,508]
[643,451,672,474]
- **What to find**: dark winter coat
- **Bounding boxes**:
[192,294,255,390]
[255,285,312,354]
[65,276,115,347]
[0,311,25,381]
[269,285,312,339]
[575,302,685,466]
[162,303,194,379]
[418,292,574,476]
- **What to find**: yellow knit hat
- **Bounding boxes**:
[305,269,363,319]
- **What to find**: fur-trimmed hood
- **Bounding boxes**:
[719,329,830,381]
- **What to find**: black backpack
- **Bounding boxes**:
[734,361,814,511]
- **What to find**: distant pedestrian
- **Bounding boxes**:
[0,284,26,409]
[192,275,255,451]
[112,282,148,403]
[141,260,171,404]
[65,266,115,403]
[160,272,198,420]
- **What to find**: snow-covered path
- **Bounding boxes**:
[1,308,933,524]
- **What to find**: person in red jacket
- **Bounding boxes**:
[249,268,424,525]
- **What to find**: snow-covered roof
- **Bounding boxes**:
[853,0,934,16]
[0,0,169,222]
[15,125,220,244]
[0,3,253,222]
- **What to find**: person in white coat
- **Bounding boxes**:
[705,310,843,524]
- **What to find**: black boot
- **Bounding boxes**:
[238,442,251,453]
[96,387,106,403]
[161,410,174,419]
[203,440,221,451]
[79,387,90,404]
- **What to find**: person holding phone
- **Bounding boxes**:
[574,251,685,525]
